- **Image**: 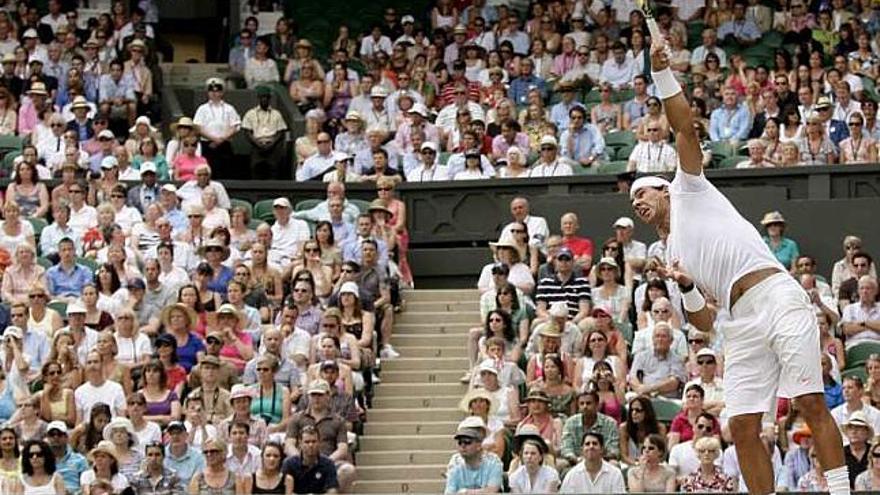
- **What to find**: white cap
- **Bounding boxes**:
[477,359,499,375]
[3,326,22,340]
[139,161,157,175]
[548,301,569,318]
[539,135,558,148]
[100,156,118,169]
[370,86,388,98]
[272,197,292,209]
[630,176,672,200]
[613,216,634,229]
[47,421,68,434]
[696,348,717,359]
[97,129,115,140]
[22,28,38,38]
[420,141,437,152]
[402,15,415,24]
[339,281,359,296]
[161,183,178,193]
[409,103,429,117]
[333,151,351,162]
[66,302,87,314]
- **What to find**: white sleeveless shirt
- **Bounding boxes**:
[667,170,783,310]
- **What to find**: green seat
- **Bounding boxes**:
[295,199,322,212]
[48,301,67,319]
[230,198,253,218]
[846,342,880,370]
[573,163,598,175]
[438,152,451,166]
[605,130,636,148]
[76,256,100,273]
[0,135,23,151]
[708,141,737,159]
[614,144,636,161]
[717,156,742,169]
[1,150,19,176]
[37,256,52,269]
[349,199,371,214]
[584,89,602,104]
[247,218,264,230]
[253,199,276,223]
[843,367,868,384]
[28,217,48,245]
[611,89,634,103]
[597,160,629,174]
[651,398,682,424]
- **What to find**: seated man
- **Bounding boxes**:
[285,380,356,493]
[840,276,880,349]
[282,425,340,494]
[560,431,626,493]
[444,419,503,494]
[631,306,688,361]
[628,323,687,399]
[46,237,92,303]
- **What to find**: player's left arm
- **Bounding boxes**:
[650,39,703,176]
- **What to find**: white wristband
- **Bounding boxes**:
[651,67,682,100]
[681,285,706,313]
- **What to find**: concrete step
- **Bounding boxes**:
[372,395,462,409]
[393,334,467,347]
[353,479,446,494]
[360,434,456,451]
[396,311,478,324]
[405,301,480,312]
[387,346,468,359]
[381,357,469,371]
[381,369,465,383]
[356,464,448,481]
[403,289,479,302]
[357,449,453,466]
[364,421,459,436]
[394,323,475,335]
[367,407,464,422]
[373,383,467,397]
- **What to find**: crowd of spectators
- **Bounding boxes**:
[283,0,880,182]
[445,198,879,494]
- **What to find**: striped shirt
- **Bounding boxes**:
[535,273,592,317]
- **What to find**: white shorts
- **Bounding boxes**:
[721,272,823,417]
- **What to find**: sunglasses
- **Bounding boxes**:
[697,359,716,365]
[28,451,43,458]
[203,449,222,455]
[206,338,222,345]
[457,438,475,446]
[630,407,644,413]
[540,146,555,151]
[256,367,271,372]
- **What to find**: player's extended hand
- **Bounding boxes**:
[649,37,671,72]
[657,259,694,288]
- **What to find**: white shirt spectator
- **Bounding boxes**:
[629,141,679,173]
[193,100,241,146]
[529,160,573,177]
[360,35,393,59]
[669,440,722,477]
[632,324,689,361]
[599,56,635,89]
[690,46,727,67]
[406,164,449,182]
[114,333,153,366]
[75,380,126,421]
[270,218,310,263]
[435,102,486,132]
[560,460,626,493]
[841,300,880,349]
[177,181,231,210]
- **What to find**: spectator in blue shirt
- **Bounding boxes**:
[709,87,752,145]
[717,2,762,46]
[559,106,607,168]
[445,422,503,494]
[45,421,88,495]
[508,58,547,108]
[549,82,584,131]
[10,303,49,378]
[46,237,92,303]
[164,421,206,481]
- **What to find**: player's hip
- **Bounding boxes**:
[730,271,810,321]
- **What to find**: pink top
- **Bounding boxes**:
[599,395,623,423]
[173,154,208,181]
[219,331,253,371]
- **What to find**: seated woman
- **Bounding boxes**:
[517,388,563,456]
[627,434,677,492]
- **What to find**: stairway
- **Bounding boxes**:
[354,289,479,494]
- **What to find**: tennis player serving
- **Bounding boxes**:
[630,38,849,495]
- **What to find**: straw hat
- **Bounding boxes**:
[129,115,157,134]
[102,417,137,443]
[88,440,120,464]
[216,303,244,324]
[760,210,786,226]
[513,423,549,454]
[458,387,497,415]
[160,302,198,329]
[70,96,90,111]
[198,237,230,261]
[368,199,393,217]
[170,116,199,133]
[27,82,48,96]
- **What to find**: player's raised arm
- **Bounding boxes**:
[649,39,703,176]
